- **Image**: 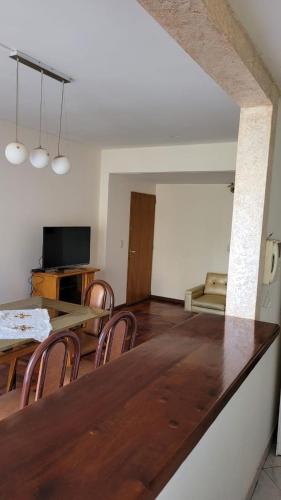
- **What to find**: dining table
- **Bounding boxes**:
[0,296,108,392]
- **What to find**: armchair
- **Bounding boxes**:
[185,273,227,316]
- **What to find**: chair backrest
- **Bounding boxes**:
[20,330,80,409]
[94,311,137,369]
[82,279,115,336]
[204,272,227,296]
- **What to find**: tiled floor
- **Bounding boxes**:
[251,442,281,499]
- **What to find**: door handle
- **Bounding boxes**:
[129,250,136,254]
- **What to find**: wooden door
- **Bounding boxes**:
[126,192,156,304]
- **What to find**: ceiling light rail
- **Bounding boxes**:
[9,50,72,84]
[5,50,72,174]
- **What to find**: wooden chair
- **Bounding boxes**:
[94,311,137,368]
[73,311,137,379]
[0,330,80,421]
[77,279,115,355]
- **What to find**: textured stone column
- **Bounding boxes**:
[226,106,276,319]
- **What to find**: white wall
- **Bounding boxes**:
[98,142,237,270]
[99,142,237,306]
[104,174,155,305]
[0,120,100,303]
[101,142,237,174]
[152,184,233,300]
[260,99,281,324]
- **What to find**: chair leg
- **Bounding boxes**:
[6,358,17,392]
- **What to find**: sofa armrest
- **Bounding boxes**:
[185,284,205,311]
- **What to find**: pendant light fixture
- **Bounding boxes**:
[52,81,70,175]
[5,57,28,165]
[30,70,49,168]
[6,50,72,172]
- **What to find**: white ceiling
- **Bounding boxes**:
[0,0,240,147]
[112,171,235,185]
[228,0,281,90]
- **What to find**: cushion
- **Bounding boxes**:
[192,294,226,311]
[204,273,227,296]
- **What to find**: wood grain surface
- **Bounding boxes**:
[0,313,278,500]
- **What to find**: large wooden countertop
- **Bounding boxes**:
[0,314,278,499]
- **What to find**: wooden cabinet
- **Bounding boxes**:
[32,267,100,303]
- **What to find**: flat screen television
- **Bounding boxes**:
[42,226,91,269]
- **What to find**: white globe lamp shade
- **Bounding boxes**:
[30,147,49,168]
[52,155,71,175]
[5,142,28,165]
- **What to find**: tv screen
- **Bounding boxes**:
[43,226,91,269]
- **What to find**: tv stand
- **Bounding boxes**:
[45,267,78,274]
[32,266,100,304]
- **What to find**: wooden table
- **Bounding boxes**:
[0,296,107,391]
[0,313,278,499]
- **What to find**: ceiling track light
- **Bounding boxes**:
[9,51,72,84]
[6,50,72,174]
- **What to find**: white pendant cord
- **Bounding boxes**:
[15,57,19,142]
[39,70,43,148]
[52,80,70,174]
[0,41,13,51]
[42,81,50,152]
[57,81,65,156]
[5,55,28,165]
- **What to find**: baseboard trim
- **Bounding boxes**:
[115,296,185,309]
[150,295,184,305]
[115,299,151,309]
[114,303,127,311]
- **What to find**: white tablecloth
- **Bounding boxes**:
[0,309,52,342]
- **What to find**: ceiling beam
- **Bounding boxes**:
[137,0,279,107]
